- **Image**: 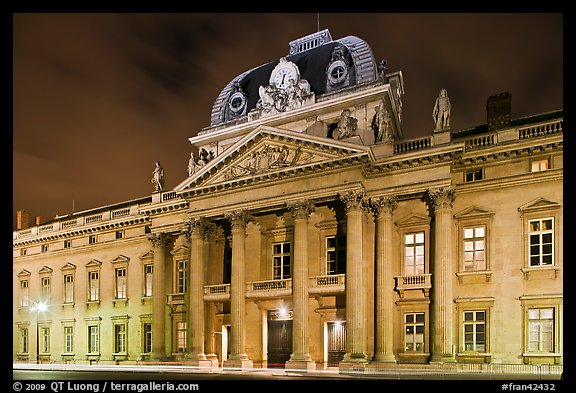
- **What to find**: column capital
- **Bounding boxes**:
[287,200,315,220]
[225,210,253,230]
[370,195,398,218]
[338,190,367,212]
[428,186,456,211]
[184,217,216,240]
[146,232,171,248]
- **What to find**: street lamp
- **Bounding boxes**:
[30,302,47,364]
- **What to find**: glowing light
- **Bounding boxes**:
[279,306,288,318]
[31,302,48,313]
[334,320,342,327]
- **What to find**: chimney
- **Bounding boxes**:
[16,210,30,230]
[487,92,511,131]
[35,216,45,226]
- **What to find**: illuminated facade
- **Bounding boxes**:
[13,30,563,371]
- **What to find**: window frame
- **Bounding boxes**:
[272,241,292,280]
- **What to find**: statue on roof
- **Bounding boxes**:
[372,101,392,143]
[332,109,358,140]
[187,152,197,177]
[152,161,165,192]
[433,88,451,131]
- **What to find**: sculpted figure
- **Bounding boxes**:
[187,152,197,177]
[332,109,357,140]
[433,88,451,130]
[152,161,165,192]
[371,102,392,143]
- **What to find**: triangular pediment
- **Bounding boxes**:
[112,255,130,264]
[454,205,495,220]
[140,250,155,260]
[396,213,430,227]
[38,266,53,275]
[61,263,77,271]
[17,269,31,277]
[518,197,561,213]
[170,244,189,256]
[175,126,371,191]
[85,259,102,268]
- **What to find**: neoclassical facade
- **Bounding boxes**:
[13,30,563,371]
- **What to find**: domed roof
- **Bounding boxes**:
[210,30,378,127]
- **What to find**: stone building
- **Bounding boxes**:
[13,30,563,371]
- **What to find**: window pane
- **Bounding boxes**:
[405,314,414,323]
[284,243,290,253]
[327,237,336,248]
[530,221,540,232]
[464,241,474,252]
[415,313,424,323]
[541,308,554,319]
[405,234,414,245]
[415,232,424,243]
[475,226,485,237]
[415,245,424,256]
[464,228,474,239]
[464,312,473,321]
[273,244,281,254]
[475,240,485,250]
[405,247,414,257]
[476,311,485,321]
[543,219,553,230]
[528,309,540,320]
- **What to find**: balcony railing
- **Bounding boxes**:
[309,274,345,294]
[166,293,187,305]
[245,278,292,298]
[203,284,230,301]
[394,273,432,298]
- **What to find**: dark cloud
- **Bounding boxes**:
[13,13,563,229]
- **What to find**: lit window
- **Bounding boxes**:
[176,260,188,294]
[531,159,549,172]
[273,242,291,280]
[404,232,425,275]
[463,311,486,352]
[64,274,74,303]
[41,277,51,301]
[20,280,29,307]
[88,325,99,353]
[326,236,346,275]
[529,218,554,266]
[41,327,50,353]
[88,271,99,301]
[404,312,425,352]
[115,268,127,299]
[144,264,153,297]
[143,323,152,353]
[176,322,187,353]
[528,308,554,352]
[64,326,74,353]
[463,226,486,271]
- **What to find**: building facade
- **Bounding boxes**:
[13,30,563,371]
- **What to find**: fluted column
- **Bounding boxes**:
[185,218,208,363]
[339,190,369,366]
[223,210,253,369]
[286,200,316,371]
[428,186,456,363]
[147,232,171,360]
[370,196,398,364]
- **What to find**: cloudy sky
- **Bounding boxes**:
[12,13,563,229]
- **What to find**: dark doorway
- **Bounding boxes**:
[267,319,293,368]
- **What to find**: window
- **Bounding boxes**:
[114,324,127,353]
[20,248,27,256]
[273,242,291,280]
[41,244,49,253]
[176,321,187,353]
[465,168,483,182]
[529,218,554,266]
[116,230,124,240]
[528,308,554,352]
[21,328,29,353]
[64,239,71,249]
[64,326,74,353]
[143,323,152,353]
[531,158,549,172]
[89,235,97,245]
[88,325,99,353]
[223,246,232,284]
[404,312,425,352]
[176,260,188,293]
[326,236,346,275]
[20,280,29,307]
[115,268,127,299]
[88,271,99,301]
[41,277,51,301]
[404,232,425,275]
[64,274,74,303]
[144,264,153,297]
[463,226,486,271]
[41,327,50,353]
[463,311,486,352]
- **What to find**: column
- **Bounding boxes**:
[428,186,456,363]
[370,196,398,364]
[203,228,219,365]
[223,210,253,369]
[185,218,213,367]
[286,200,316,371]
[147,232,171,360]
[339,190,370,367]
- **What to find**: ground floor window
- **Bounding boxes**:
[404,312,425,352]
[528,308,554,352]
[64,326,74,353]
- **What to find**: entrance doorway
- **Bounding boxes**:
[267,310,293,368]
[327,321,346,366]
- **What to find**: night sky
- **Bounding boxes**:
[12,13,563,230]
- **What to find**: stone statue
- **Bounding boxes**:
[187,152,197,177]
[332,109,357,140]
[152,161,165,192]
[371,102,392,143]
[433,88,451,131]
[197,148,214,166]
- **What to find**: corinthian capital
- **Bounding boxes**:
[428,186,456,211]
[147,232,171,248]
[287,200,315,220]
[338,189,367,212]
[184,217,209,241]
[370,195,398,217]
[225,210,253,230]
